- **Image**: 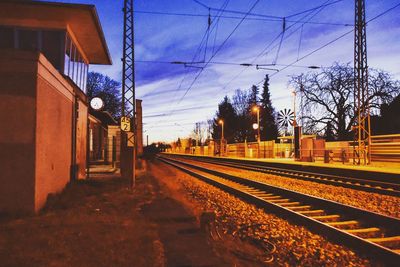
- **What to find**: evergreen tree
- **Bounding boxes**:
[371,93,400,134]
[250,85,259,105]
[212,96,237,143]
[260,75,279,140]
[324,121,335,141]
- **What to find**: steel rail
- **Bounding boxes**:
[165,154,400,197]
[158,155,400,264]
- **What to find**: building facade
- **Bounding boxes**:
[0,1,111,214]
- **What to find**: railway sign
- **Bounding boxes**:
[121,116,131,132]
[127,132,134,147]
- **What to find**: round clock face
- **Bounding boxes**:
[90,97,104,111]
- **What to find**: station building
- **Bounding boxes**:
[0,0,112,214]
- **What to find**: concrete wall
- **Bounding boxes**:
[76,100,88,179]
[35,61,74,210]
[0,51,37,214]
[0,50,84,214]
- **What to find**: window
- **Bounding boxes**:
[64,35,72,75]
[42,31,62,71]
[62,33,89,92]
[18,29,39,51]
[0,26,14,49]
[1,27,89,91]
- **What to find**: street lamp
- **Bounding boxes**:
[252,106,261,158]
[218,119,224,156]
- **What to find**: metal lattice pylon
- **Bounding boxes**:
[353,0,371,165]
[122,0,136,187]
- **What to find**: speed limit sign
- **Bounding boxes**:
[121,116,131,132]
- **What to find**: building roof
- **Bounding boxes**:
[90,110,118,126]
[0,0,112,65]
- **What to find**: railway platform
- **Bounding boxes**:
[167,153,400,180]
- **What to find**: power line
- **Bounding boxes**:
[147,0,260,132]
[135,10,351,26]
[193,0,281,19]
[269,1,400,78]
[144,1,400,136]
[176,0,261,106]
[145,0,231,130]
[286,0,344,18]
[135,59,322,69]
[192,0,346,22]
[219,0,334,95]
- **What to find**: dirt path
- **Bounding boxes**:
[0,161,231,267]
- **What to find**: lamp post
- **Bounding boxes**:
[218,119,224,156]
[252,106,260,158]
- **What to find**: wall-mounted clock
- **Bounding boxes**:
[90,97,104,111]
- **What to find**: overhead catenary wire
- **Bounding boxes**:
[268,1,400,79]
[272,17,286,65]
[135,10,352,27]
[219,0,334,95]
[175,0,262,107]
[145,0,232,131]
[285,0,344,18]
[142,1,400,137]
[297,25,304,61]
[135,59,323,69]
[158,2,229,104]
[145,0,261,133]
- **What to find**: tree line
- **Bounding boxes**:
[196,62,400,145]
[84,64,400,145]
[290,63,400,140]
[209,74,279,144]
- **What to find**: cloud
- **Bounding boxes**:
[85,0,400,142]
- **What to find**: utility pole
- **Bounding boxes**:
[353,0,371,165]
[121,0,136,188]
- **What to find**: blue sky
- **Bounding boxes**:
[43,0,400,143]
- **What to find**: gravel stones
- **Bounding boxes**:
[163,162,373,266]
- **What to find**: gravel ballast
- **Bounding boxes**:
[179,158,400,218]
[158,159,375,266]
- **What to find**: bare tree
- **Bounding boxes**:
[190,121,208,146]
[231,88,255,142]
[291,63,399,140]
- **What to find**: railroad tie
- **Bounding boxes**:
[280,202,301,207]
[254,193,272,198]
[310,214,340,222]
[327,220,358,229]
[346,227,381,238]
[268,198,290,203]
[298,209,325,215]
[287,205,312,211]
[346,227,380,234]
[366,236,400,246]
[262,196,282,200]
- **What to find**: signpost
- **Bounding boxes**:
[121,116,131,132]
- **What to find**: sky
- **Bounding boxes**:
[42,0,400,143]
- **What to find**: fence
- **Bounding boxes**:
[168,134,400,163]
[370,134,400,162]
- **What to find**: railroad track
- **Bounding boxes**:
[164,154,400,197]
[158,155,400,263]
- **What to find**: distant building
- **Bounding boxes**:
[0,0,111,214]
[88,110,120,166]
[136,99,143,156]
